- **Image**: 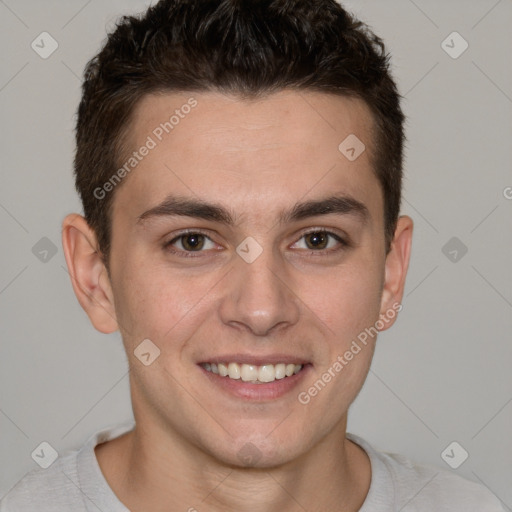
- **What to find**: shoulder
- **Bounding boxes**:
[383,450,505,511]
[0,422,134,512]
[0,450,84,511]
[348,433,505,512]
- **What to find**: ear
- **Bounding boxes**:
[378,215,413,331]
[61,213,118,333]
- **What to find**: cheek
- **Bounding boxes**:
[111,257,223,347]
[295,266,382,422]
[301,261,384,343]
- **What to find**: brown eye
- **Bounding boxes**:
[304,232,330,250]
[179,233,205,251]
[291,229,347,255]
[166,232,216,254]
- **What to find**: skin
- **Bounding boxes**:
[62,90,413,512]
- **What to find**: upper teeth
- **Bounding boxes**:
[201,362,303,383]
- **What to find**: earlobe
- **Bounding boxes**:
[379,215,413,330]
[61,214,118,334]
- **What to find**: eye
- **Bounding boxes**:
[291,229,347,253]
[165,231,217,256]
[164,228,348,259]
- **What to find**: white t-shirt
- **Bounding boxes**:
[0,422,505,511]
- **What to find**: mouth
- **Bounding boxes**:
[198,358,311,401]
[200,361,303,384]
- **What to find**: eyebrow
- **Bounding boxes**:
[137,194,370,226]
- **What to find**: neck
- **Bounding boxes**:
[95,419,371,512]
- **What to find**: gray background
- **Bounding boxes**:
[0,0,511,507]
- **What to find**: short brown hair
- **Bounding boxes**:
[74,0,405,265]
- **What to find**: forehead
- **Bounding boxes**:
[113,90,382,226]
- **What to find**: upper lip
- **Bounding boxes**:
[198,354,310,366]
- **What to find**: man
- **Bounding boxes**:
[0,0,504,510]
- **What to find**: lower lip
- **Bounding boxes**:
[199,364,311,401]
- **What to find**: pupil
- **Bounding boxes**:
[183,234,203,251]
[307,232,327,249]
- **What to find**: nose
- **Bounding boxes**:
[218,245,301,337]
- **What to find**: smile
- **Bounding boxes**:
[200,362,303,384]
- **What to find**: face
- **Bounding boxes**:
[67,90,411,468]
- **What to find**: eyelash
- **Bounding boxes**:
[163,228,349,259]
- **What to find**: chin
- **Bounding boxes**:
[209,433,307,469]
